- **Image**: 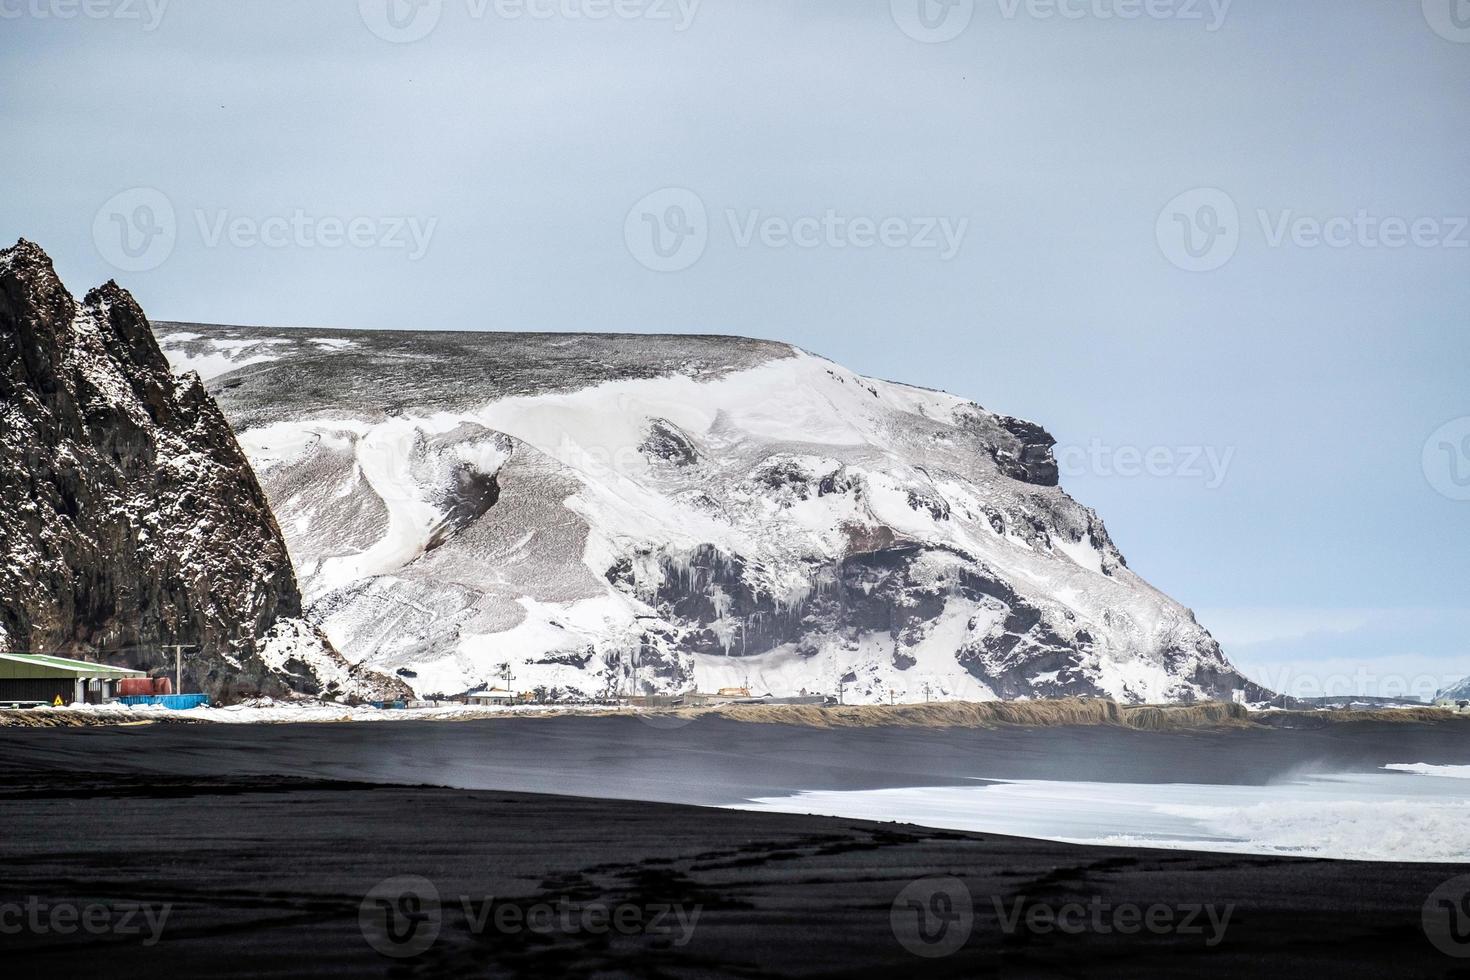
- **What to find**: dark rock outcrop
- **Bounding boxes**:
[640,418,700,466]
[0,240,404,701]
[993,416,1060,486]
[607,539,1271,705]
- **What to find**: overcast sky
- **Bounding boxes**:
[3,0,1468,696]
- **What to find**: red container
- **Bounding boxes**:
[119,677,174,696]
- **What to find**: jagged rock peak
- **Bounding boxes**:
[0,239,407,702]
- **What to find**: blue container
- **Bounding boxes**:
[116,694,210,710]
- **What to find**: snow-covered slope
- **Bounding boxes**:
[1439,676,1470,702]
[160,322,1266,706]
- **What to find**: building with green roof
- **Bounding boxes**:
[0,653,146,707]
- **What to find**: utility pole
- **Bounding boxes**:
[496,662,514,692]
[166,644,196,693]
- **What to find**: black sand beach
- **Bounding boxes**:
[2,716,1468,976]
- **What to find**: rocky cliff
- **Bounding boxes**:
[0,240,406,702]
[155,320,1271,706]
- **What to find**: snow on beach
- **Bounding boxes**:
[737,768,1470,863]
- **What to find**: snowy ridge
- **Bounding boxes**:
[1437,675,1470,702]
[165,323,1264,705]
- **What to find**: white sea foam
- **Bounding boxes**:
[737,771,1470,862]
[1383,763,1470,780]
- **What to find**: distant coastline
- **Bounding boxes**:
[5,696,1469,731]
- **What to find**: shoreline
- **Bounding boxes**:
[5,695,1469,732]
[6,709,1468,806]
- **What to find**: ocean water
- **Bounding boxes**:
[736,765,1470,862]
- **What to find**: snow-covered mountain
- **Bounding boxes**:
[0,241,405,702]
[1439,676,1470,702]
[158,320,1268,706]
